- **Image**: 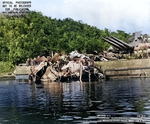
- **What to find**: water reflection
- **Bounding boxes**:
[0,77,150,123]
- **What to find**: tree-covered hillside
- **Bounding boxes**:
[0,11,130,65]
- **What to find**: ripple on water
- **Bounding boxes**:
[58,115,73,121]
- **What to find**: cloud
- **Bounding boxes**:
[54,0,150,34]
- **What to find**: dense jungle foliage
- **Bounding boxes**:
[0,11,130,67]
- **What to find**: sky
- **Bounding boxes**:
[1,0,150,35]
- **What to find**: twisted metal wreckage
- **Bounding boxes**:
[28,51,104,83]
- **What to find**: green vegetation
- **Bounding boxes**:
[0,61,16,74]
[0,11,131,72]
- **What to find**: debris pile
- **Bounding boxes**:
[28,50,104,83]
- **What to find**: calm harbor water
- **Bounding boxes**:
[0,77,150,123]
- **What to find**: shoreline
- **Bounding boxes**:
[0,72,15,78]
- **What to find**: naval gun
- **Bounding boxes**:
[102,31,150,53]
[102,36,134,53]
